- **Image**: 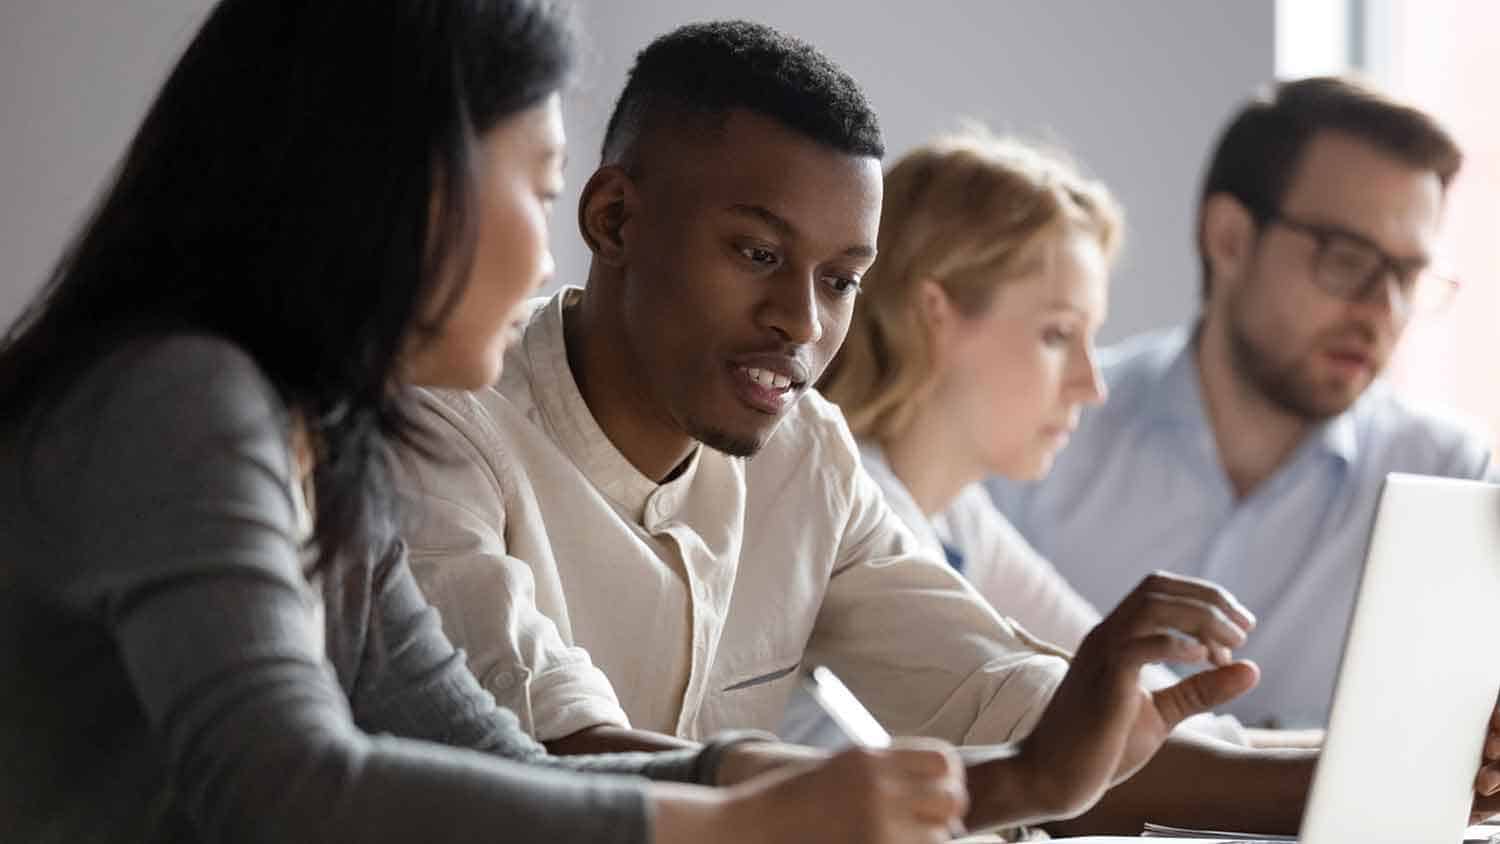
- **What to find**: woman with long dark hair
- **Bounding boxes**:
[0,2,965,841]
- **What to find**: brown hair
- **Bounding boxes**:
[821,128,1121,441]
[1196,75,1461,298]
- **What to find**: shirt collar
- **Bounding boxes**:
[1145,324,1358,467]
[521,286,702,523]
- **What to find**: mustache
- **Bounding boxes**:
[1321,319,1380,349]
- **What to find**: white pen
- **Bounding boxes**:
[804,665,968,838]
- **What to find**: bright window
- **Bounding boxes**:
[1368,1,1500,454]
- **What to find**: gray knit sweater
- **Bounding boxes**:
[0,334,714,843]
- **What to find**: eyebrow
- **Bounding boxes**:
[1295,216,1431,267]
[726,203,876,259]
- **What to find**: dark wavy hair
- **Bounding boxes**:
[0,0,576,572]
[601,19,883,168]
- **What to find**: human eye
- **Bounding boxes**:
[1391,260,1427,293]
[736,243,781,269]
[822,273,862,298]
[1042,324,1074,347]
[1321,237,1379,282]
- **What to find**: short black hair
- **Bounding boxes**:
[601,19,883,168]
[1196,75,1461,299]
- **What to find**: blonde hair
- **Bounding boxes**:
[821,127,1123,441]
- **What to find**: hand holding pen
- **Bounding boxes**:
[806,665,971,840]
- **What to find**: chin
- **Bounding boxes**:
[992,451,1054,482]
[691,414,778,458]
[438,358,504,391]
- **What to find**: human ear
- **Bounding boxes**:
[577,165,636,267]
[1200,193,1257,299]
[918,279,960,366]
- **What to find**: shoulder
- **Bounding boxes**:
[7,333,299,595]
[1353,382,1494,475]
[765,389,866,479]
[412,385,515,450]
[946,483,1028,547]
[1096,327,1186,400]
[402,385,534,503]
[37,333,287,456]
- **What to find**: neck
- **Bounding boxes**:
[879,401,982,517]
[1195,317,1313,499]
[566,280,697,483]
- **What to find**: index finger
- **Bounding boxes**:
[1134,571,1257,631]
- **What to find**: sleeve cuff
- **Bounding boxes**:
[962,654,1069,745]
[523,661,634,742]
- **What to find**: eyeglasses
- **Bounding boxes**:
[1261,211,1459,316]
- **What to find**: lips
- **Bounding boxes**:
[726,353,810,415]
[1322,345,1375,377]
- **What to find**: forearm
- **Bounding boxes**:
[1043,733,1316,836]
[649,782,748,844]
[959,743,1056,831]
[546,725,699,755]
[545,725,820,787]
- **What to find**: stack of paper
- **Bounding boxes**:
[1141,822,1292,841]
[1130,821,1500,843]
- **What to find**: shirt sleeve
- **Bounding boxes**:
[26,336,657,844]
[806,455,1069,747]
[397,388,633,741]
[346,536,709,783]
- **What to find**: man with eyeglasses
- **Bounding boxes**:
[989,76,1496,730]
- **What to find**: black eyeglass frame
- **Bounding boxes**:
[1257,209,1459,315]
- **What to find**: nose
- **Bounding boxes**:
[535,249,557,294]
[1352,269,1409,322]
[1073,342,1107,406]
[759,269,823,346]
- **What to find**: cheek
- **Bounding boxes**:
[1244,254,1337,346]
[816,306,854,372]
[477,195,550,313]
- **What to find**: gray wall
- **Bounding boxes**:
[2,1,1274,344]
[0,0,217,327]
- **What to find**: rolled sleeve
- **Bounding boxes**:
[400,393,631,741]
[808,460,1067,746]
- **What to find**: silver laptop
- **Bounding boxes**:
[1299,472,1500,843]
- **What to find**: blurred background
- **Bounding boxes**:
[2,0,1493,449]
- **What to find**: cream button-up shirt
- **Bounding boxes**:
[399,288,1067,744]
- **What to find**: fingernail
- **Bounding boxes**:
[1211,645,1233,667]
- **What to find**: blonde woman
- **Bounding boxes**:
[818,131,1254,744]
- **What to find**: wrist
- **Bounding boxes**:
[694,728,783,786]
[715,740,830,787]
[965,741,1073,829]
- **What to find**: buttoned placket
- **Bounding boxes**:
[641,481,726,739]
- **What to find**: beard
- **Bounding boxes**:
[1226,299,1376,422]
[689,421,765,459]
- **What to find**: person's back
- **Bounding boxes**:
[989,77,1496,727]
[0,335,678,841]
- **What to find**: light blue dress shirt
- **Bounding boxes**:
[988,326,1495,727]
